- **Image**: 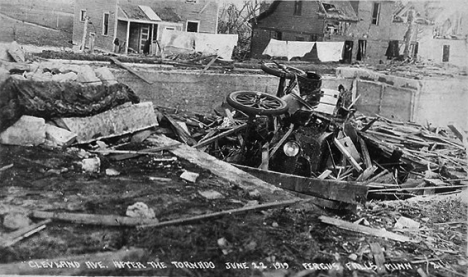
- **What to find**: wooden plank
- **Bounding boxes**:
[32,211,160,226]
[334,138,363,172]
[139,199,303,228]
[447,123,467,143]
[147,134,299,202]
[0,219,51,247]
[358,136,372,168]
[110,57,152,84]
[194,123,248,148]
[369,243,387,274]
[234,164,368,204]
[7,41,26,62]
[164,114,197,146]
[60,102,158,144]
[0,248,147,275]
[319,216,412,242]
[314,103,336,115]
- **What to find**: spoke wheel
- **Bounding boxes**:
[227,91,288,116]
[261,63,307,79]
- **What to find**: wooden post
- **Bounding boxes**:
[80,16,89,52]
[125,20,130,54]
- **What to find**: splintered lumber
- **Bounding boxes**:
[358,136,372,168]
[447,123,467,143]
[7,41,26,62]
[110,57,152,84]
[32,211,160,226]
[92,144,180,156]
[369,243,386,274]
[164,114,197,146]
[0,247,147,275]
[59,102,158,144]
[319,216,412,242]
[334,138,363,172]
[147,134,299,202]
[194,123,248,148]
[234,164,368,204]
[0,219,52,247]
[139,199,303,228]
[368,184,468,193]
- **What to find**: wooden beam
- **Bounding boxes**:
[110,57,152,84]
[194,123,248,148]
[447,123,467,143]
[234,164,368,204]
[139,199,303,228]
[0,248,147,275]
[334,138,363,172]
[319,216,412,242]
[32,211,160,226]
[147,135,299,202]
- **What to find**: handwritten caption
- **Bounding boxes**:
[26,260,450,271]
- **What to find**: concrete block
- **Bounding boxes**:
[45,124,77,146]
[59,102,159,144]
[0,116,46,146]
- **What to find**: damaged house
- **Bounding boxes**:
[251,0,437,63]
[250,0,359,62]
[72,0,219,55]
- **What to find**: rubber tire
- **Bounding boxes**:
[227,91,288,116]
[261,63,306,79]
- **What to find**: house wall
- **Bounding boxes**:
[418,37,468,68]
[72,0,118,50]
[353,1,410,62]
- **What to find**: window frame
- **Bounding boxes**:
[186,20,200,32]
[371,2,381,25]
[80,10,87,22]
[294,0,302,16]
[102,12,110,36]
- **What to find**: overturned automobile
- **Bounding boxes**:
[210,62,354,178]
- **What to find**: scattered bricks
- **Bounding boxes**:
[0,116,46,146]
[45,124,77,146]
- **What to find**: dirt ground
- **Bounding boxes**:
[0,129,466,277]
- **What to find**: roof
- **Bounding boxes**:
[118,4,181,22]
[317,0,358,22]
[252,0,358,24]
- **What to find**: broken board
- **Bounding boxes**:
[59,102,158,144]
[234,164,368,204]
[147,134,300,202]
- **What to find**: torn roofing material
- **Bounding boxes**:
[118,4,181,22]
[317,0,358,22]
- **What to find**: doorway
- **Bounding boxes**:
[343,40,353,63]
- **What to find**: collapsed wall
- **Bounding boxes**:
[336,67,468,130]
[114,65,466,130]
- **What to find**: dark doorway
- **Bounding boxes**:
[357,40,366,60]
[342,40,353,63]
[442,45,450,62]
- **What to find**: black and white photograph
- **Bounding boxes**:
[0,0,467,276]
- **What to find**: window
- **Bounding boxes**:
[80,10,86,22]
[102,12,110,36]
[371,3,380,25]
[442,45,450,62]
[294,1,302,16]
[271,31,282,40]
[187,21,199,32]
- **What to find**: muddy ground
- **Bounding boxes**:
[0,127,467,277]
